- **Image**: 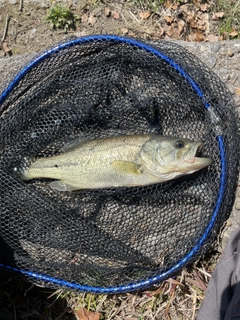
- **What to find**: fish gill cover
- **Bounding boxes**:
[0,35,238,293]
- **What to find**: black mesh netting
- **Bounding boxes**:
[0,36,239,293]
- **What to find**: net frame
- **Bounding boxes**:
[0,34,238,293]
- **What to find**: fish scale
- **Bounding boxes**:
[21,135,211,191]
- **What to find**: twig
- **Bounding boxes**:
[129,10,140,24]
[12,301,17,320]
[1,13,10,43]
[24,284,34,296]
[190,290,197,320]
[19,0,23,11]
[11,17,20,25]
[195,267,211,279]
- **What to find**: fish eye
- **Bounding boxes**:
[175,140,185,149]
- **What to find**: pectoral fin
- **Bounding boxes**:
[111,160,142,175]
[49,180,79,191]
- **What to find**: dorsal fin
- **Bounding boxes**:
[60,136,88,153]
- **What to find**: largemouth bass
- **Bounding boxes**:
[21,135,212,191]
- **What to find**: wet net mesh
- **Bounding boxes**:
[0,36,239,293]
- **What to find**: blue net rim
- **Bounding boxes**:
[0,35,226,293]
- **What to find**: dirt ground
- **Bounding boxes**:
[0,0,234,56]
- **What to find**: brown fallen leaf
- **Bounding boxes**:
[171,3,179,10]
[229,30,238,37]
[193,0,201,10]
[75,307,100,320]
[186,11,196,26]
[194,273,207,292]
[235,87,240,96]
[164,16,174,24]
[181,4,193,15]
[165,0,173,9]
[187,30,205,42]
[206,34,219,42]
[145,285,166,296]
[191,16,206,31]
[200,3,209,12]
[178,19,185,35]
[166,24,178,38]
[104,7,111,17]
[139,11,151,19]
[2,41,12,56]
[121,27,128,34]
[197,14,205,26]
[128,31,137,37]
[88,13,96,26]
[111,10,120,20]
[194,30,205,41]
[166,278,182,286]
[156,26,165,37]
[81,13,88,23]
[186,276,207,292]
[212,12,224,20]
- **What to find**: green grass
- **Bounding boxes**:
[46,5,79,32]
[217,0,240,38]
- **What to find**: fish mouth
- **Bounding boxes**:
[184,142,212,168]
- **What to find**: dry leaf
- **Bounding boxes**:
[206,34,219,41]
[200,3,209,12]
[235,87,240,96]
[178,19,185,34]
[111,10,120,20]
[104,7,111,17]
[187,30,205,42]
[212,12,224,20]
[121,27,128,34]
[194,30,205,41]
[164,16,174,24]
[194,274,207,292]
[171,3,179,10]
[156,26,165,37]
[128,31,137,37]
[75,307,100,320]
[145,286,165,296]
[229,30,238,37]
[2,41,12,55]
[166,24,179,39]
[197,16,205,26]
[166,24,174,37]
[193,0,201,9]
[88,13,96,26]
[166,278,182,286]
[165,0,173,9]
[186,11,196,26]
[181,5,191,15]
[81,13,88,23]
[139,11,151,19]
[186,276,206,292]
